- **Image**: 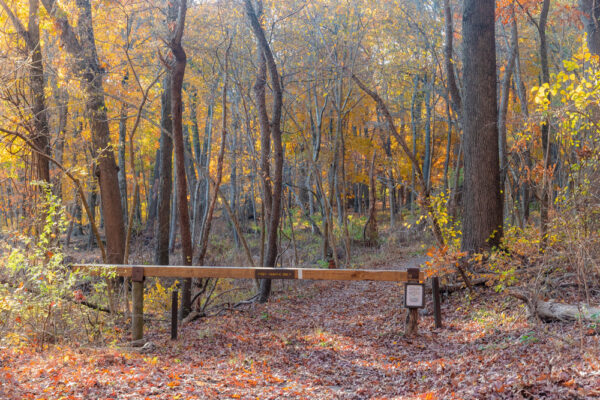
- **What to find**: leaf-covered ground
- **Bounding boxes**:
[2,259,600,399]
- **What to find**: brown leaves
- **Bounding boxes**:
[2,258,600,399]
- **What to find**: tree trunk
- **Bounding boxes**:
[498,8,518,220]
[513,28,531,225]
[460,0,503,252]
[146,149,160,233]
[118,82,129,224]
[537,0,552,247]
[580,0,600,56]
[87,185,97,250]
[409,76,421,210]
[443,0,462,115]
[423,75,433,191]
[364,152,378,246]
[28,0,50,183]
[155,75,173,266]
[245,0,284,303]
[168,0,193,318]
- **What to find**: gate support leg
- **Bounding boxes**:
[132,267,144,341]
[432,276,442,329]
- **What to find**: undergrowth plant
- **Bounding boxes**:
[0,183,114,348]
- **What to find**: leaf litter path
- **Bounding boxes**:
[2,258,600,399]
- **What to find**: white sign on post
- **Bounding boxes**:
[404,283,424,308]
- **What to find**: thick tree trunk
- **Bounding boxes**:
[460,0,502,252]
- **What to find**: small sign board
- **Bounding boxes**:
[404,283,424,308]
[255,269,296,280]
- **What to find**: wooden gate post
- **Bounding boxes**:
[171,289,178,340]
[405,268,421,336]
[132,267,144,341]
[432,276,442,329]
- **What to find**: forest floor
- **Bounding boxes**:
[2,240,600,399]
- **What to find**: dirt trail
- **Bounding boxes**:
[2,255,599,399]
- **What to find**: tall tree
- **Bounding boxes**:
[167,0,193,317]
[0,0,50,183]
[155,74,173,266]
[245,0,284,303]
[460,0,503,252]
[41,0,125,264]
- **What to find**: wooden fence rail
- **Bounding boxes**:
[71,264,434,342]
[72,264,425,282]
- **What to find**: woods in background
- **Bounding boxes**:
[0,0,597,308]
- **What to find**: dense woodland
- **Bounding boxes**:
[1,0,600,398]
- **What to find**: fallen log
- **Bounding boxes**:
[535,301,600,322]
[509,290,600,322]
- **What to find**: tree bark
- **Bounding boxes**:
[443,0,462,115]
[460,0,503,252]
[155,75,173,266]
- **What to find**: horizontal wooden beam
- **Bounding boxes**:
[71,264,424,283]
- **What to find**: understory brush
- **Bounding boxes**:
[0,184,117,348]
